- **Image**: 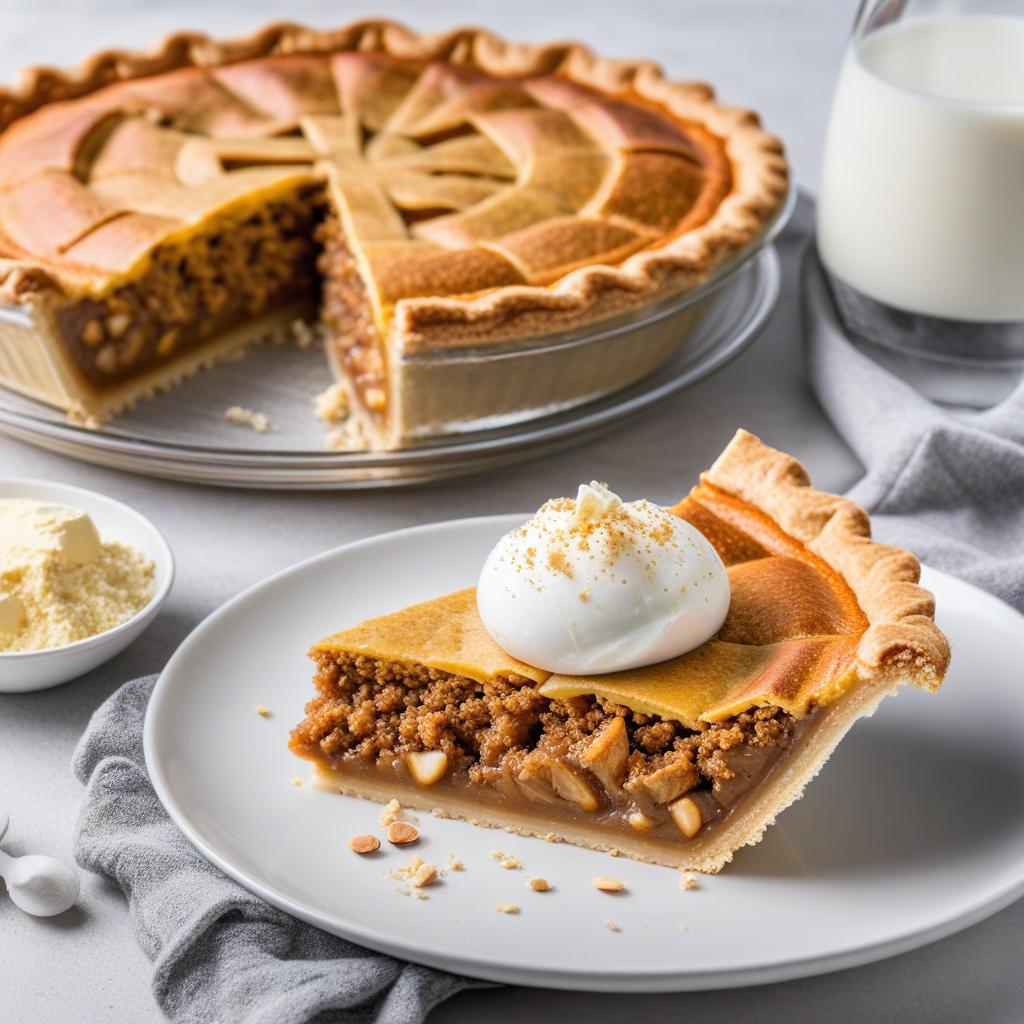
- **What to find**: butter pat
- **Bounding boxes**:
[0,499,101,569]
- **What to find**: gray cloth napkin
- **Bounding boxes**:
[72,675,490,1024]
[798,195,1024,612]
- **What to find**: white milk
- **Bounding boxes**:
[817,16,1024,322]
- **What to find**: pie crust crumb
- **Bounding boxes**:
[447,853,464,871]
[290,777,304,787]
[528,878,551,892]
[255,705,272,717]
[288,318,321,351]
[604,920,620,932]
[325,418,369,452]
[313,382,350,424]
[225,406,270,433]
[378,799,402,826]
[495,903,520,915]
[388,853,433,892]
[489,849,522,869]
[592,876,626,893]
[679,872,699,892]
[411,862,438,888]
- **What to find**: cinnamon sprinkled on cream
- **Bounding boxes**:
[477,480,730,675]
[547,549,573,578]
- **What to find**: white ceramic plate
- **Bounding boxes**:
[145,515,1024,992]
[0,479,174,693]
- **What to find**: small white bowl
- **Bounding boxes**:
[0,479,174,693]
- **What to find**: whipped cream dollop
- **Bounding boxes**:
[477,483,730,674]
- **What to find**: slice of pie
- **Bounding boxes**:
[0,20,787,447]
[289,431,950,871]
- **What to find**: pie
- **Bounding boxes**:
[0,20,787,448]
[289,431,950,871]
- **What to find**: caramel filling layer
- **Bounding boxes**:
[289,651,798,843]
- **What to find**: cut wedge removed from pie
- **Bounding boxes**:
[0,20,786,447]
[289,431,949,871]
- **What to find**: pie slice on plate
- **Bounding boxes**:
[289,431,949,871]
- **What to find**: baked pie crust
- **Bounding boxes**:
[0,20,787,447]
[290,431,950,871]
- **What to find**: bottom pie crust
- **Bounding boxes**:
[0,298,314,424]
[308,675,896,873]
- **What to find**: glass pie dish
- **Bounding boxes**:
[0,191,790,489]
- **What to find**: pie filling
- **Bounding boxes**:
[289,651,803,846]
[56,186,322,387]
[316,210,387,425]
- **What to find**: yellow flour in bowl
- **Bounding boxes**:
[0,499,155,654]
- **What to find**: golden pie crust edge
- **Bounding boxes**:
[0,17,789,350]
[706,430,950,690]
[663,429,950,870]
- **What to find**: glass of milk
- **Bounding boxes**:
[817,0,1024,405]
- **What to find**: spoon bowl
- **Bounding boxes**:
[0,848,80,917]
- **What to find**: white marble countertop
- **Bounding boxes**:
[0,3,1020,1022]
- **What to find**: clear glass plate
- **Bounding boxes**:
[0,241,782,490]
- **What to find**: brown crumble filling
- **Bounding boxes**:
[291,653,796,831]
[58,186,322,386]
[316,211,387,423]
